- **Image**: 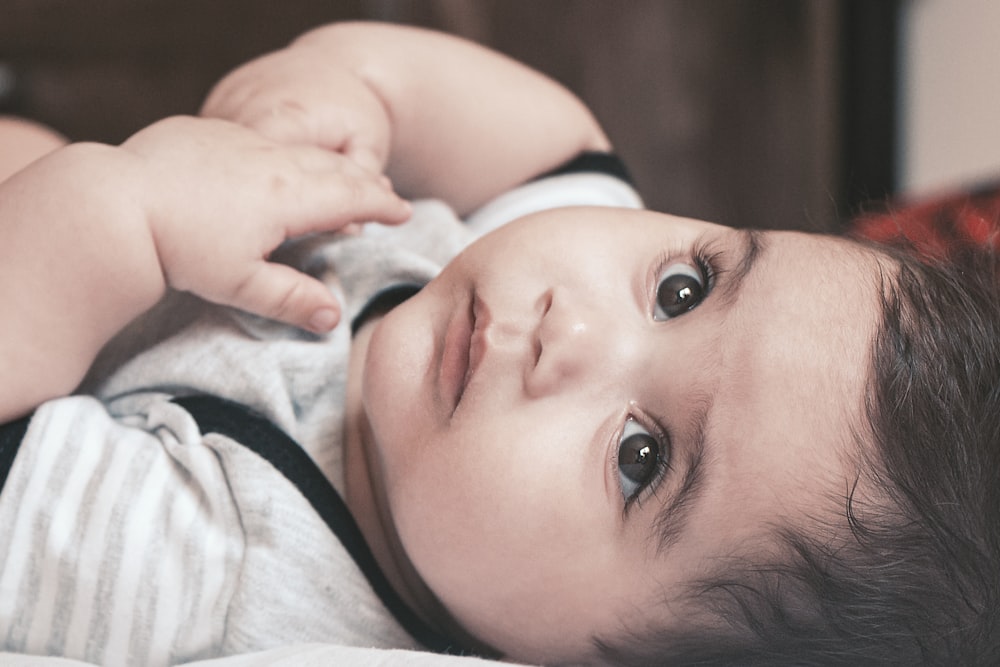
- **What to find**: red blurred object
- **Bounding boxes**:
[851,180,1000,260]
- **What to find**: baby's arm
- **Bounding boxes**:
[202,21,611,215]
[0,115,409,421]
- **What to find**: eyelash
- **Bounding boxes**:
[692,247,718,290]
[649,243,720,318]
[616,413,672,513]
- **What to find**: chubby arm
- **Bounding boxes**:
[202,21,611,215]
[0,116,410,422]
[0,141,164,422]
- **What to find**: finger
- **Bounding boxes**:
[344,145,384,175]
[246,100,361,153]
[242,107,311,145]
[200,79,257,122]
[228,262,342,334]
[282,170,412,238]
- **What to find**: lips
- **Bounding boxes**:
[439,291,489,414]
[466,294,488,384]
[439,293,474,413]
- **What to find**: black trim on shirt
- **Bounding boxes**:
[536,151,633,185]
[0,412,31,496]
[171,394,465,655]
[350,283,423,336]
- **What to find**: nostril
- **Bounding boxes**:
[537,288,553,317]
[531,289,553,368]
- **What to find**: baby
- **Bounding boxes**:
[1,21,997,667]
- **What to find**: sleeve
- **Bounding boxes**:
[463,152,644,237]
[0,395,246,666]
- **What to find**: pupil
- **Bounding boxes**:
[619,433,659,484]
[658,274,703,317]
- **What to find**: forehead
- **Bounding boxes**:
[727,230,880,461]
[728,230,882,407]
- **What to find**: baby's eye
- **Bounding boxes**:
[618,418,665,502]
[654,262,706,320]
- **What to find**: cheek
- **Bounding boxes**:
[383,408,620,646]
[388,411,583,567]
[362,303,438,444]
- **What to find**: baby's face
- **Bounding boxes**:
[361,207,883,663]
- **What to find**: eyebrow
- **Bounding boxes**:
[652,228,767,553]
[713,228,766,308]
[653,414,709,553]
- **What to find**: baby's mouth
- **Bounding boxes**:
[464,293,489,395]
[440,290,490,416]
[440,291,475,415]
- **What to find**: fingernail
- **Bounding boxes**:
[309,308,338,332]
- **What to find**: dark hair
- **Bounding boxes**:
[595,243,1000,666]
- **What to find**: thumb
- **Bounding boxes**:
[245,108,313,145]
[226,262,342,334]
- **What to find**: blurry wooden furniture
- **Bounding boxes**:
[0,0,899,231]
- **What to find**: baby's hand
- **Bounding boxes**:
[200,39,391,174]
[121,115,410,332]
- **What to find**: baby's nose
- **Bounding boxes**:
[525,286,628,398]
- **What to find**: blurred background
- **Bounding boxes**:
[0,0,996,231]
